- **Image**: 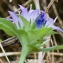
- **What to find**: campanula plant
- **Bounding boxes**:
[0,5,63,63]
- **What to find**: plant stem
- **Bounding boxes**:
[19,46,29,63]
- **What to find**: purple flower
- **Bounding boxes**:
[36,11,47,28]
[7,5,63,32]
[7,5,40,29]
[36,11,63,32]
[19,5,40,24]
[8,11,24,29]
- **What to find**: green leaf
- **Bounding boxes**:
[39,45,63,52]
[47,30,57,36]
[18,14,31,31]
[0,18,18,36]
[34,39,45,47]
[27,28,52,44]
[31,21,36,30]
[17,30,30,46]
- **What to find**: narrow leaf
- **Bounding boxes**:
[18,14,31,31]
[40,46,63,52]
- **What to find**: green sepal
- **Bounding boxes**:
[31,21,36,30]
[18,14,31,31]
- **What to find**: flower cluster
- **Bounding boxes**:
[8,5,39,29]
[7,5,63,32]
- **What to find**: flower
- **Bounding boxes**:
[7,5,40,29]
[7,5,63,32]
[8,11,24,29]
[36,11,63,32]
